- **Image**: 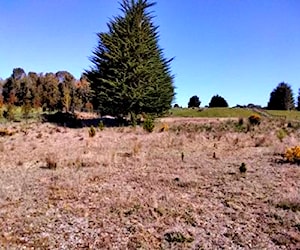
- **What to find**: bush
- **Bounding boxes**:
[248,114,261,125]
[143,115,155,133]
[285,146,300,164]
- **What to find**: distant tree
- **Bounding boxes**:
[85,0,174,117]
[38,73,60,111]
[2,68,34,106]
[297,88,300,111]
[267,82,295,110]
[0,79,4,107]
[12,68,26,80]
[188,95,201,108]
[55,71,76,112]
[28,72,41,108]
[173,103,180,108]
[209,95,228,107]
[73,75,92,110]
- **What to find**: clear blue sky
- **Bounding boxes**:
[1,0,300,107]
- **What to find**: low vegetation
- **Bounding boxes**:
[0,115,299,249]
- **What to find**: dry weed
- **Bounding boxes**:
[45,154,57,169]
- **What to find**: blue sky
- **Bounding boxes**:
[1,0,300,107]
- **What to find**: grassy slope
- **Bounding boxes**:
[265,110,300,120]
[170,108,300,120]
[169,108,258,118]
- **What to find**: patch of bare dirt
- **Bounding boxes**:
[0,118,299,249]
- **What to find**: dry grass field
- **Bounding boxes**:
[0,116,299,249]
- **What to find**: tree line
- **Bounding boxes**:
[0,68,92,112]
[186,82,300,110]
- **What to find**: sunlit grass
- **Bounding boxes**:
[169,107,258,118]
[0,105,43,122]
[265,110,300,120]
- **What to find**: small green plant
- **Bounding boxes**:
[248,114,261,126]
[98,121,104,131]
[89,125,96,137]
[143,115,155,133]
[276,128,287,142]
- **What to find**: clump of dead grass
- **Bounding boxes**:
[45,154,57,169]
[88,125,96,137]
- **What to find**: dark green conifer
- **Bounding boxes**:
[85,0,174,117]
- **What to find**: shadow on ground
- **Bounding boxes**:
[42,112,129,128]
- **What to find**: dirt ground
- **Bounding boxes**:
[0,117,299,249]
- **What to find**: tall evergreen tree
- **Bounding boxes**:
[85,0,174,117]
[267,82,295,110]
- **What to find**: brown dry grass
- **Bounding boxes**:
[0,118,299,249]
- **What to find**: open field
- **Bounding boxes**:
[0,117,300,249]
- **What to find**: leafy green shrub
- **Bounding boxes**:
[143,115,155,133]
[248,114,261,125]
